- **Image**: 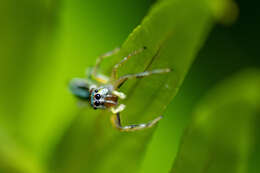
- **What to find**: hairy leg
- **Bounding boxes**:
[110,47,146,81]
[113,68,171,89]
[91,47,120,84]
[110,113,163,132]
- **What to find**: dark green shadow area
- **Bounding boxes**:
[171,69,260,173]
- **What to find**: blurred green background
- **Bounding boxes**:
[0,0,259,173]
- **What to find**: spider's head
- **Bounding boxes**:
[90,87,118,109]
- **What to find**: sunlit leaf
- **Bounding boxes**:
[50,0,221,172]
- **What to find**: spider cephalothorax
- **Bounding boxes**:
[90,86,118,109]
[69,47,171,132]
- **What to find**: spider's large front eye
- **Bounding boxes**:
[95,94,101,100]
[94,101,100,106]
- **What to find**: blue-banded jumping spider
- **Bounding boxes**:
[69,47,171,132]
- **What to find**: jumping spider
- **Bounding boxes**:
[69,47,171,132]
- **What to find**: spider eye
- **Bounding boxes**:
[95,89,98,93]
[94,101,100,106]
[95,94,101,100]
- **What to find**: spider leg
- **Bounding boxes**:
[110,112,163,132]
[91,47,120,84]
[112,90,126,99]
[110,47,146,81]
[111,104,126,114]
[113,68,171,89]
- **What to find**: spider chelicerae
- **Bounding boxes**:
[69,47,171,132]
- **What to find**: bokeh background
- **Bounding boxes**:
[0,0,259,173]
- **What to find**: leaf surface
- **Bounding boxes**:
[51,0,220,172]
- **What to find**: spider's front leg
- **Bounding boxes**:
[110,106,163,132]
[110,47,146,81]
[90,47,120,84]
[113,68,171,89]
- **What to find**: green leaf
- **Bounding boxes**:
[51,0,221,172]
[171,69,260,173]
